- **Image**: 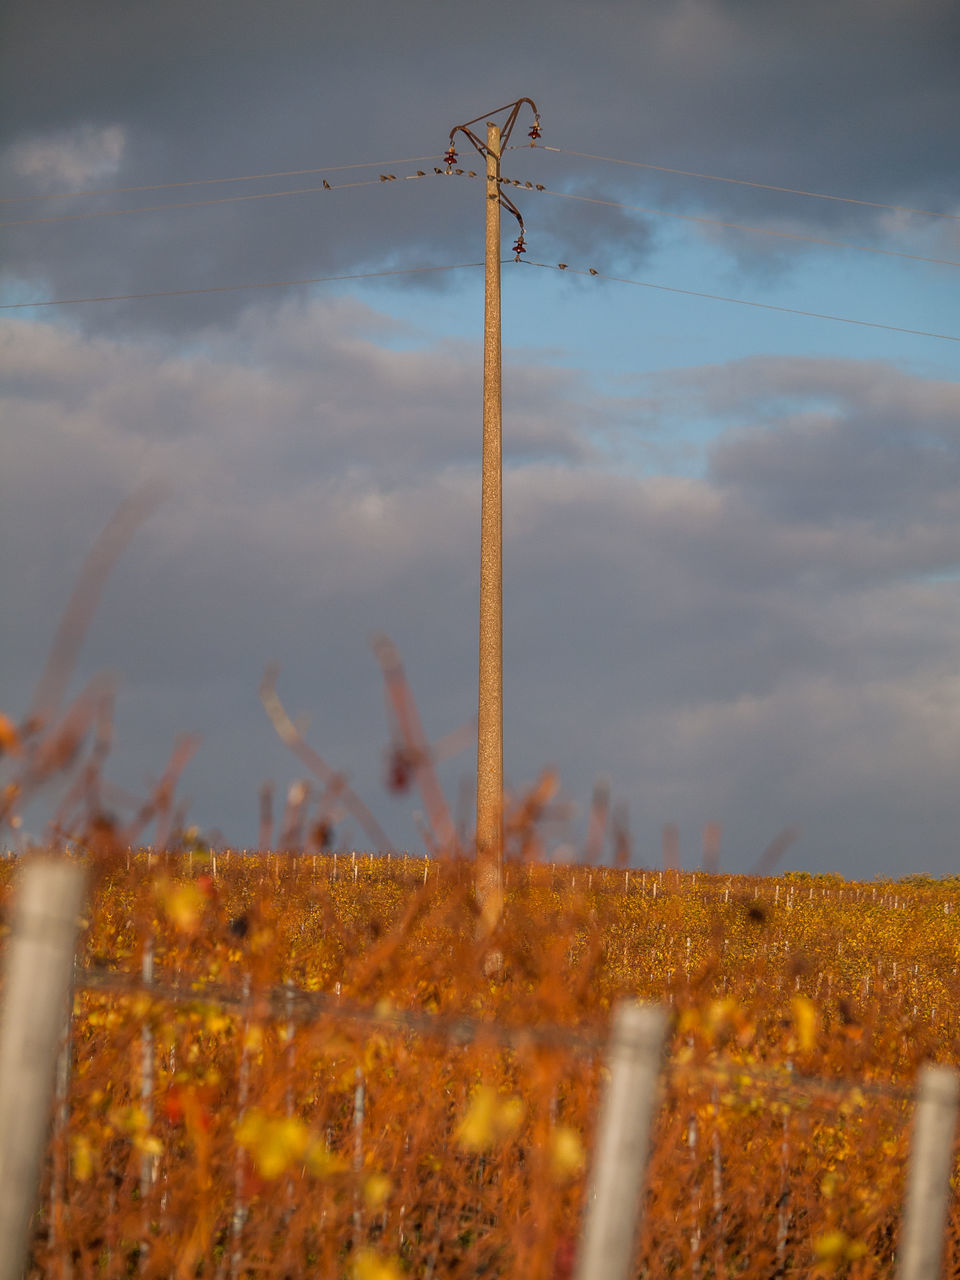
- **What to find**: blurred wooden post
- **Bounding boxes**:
[476,119,503,934]
[897,1063,960,1280]
[573,1001,668,1280]
[0,858,86,1280]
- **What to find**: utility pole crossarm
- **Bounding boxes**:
[447,98,540,261]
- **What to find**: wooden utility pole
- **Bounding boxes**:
[447,98,538,935]
[476,118,504,935]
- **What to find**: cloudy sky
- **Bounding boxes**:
[2,0,960,876]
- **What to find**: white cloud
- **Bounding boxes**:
[3,313,960,874]
[8,124,126,189]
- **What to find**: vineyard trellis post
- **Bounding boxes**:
[573,1000,669,1280]
[896,1063,960,1280]
[0,857,86,1280]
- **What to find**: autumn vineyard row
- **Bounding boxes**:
[2,850,960,1279]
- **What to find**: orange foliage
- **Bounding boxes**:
[1,854,957,1278]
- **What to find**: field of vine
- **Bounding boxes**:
[3,847,959,1279]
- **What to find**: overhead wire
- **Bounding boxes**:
[514,259,960,344]
[7,161,957,278]
[0,166,478,228]
[0,153,445,203]
[521,142,960,223]
[1,163,955,341]
[4,255,955,346]
[0,261,483,310]
[506,183,960,272]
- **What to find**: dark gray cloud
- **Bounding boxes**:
[3,1,960,877]
[3,299,960,876]
[2,0,958,332]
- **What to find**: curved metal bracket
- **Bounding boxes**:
[445,98,540,244]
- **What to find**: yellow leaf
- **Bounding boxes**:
[455,1087,525,1153]
[71,1134,95,1182]
[814,1230,849,1261]
[791,995,818,1053]
[135,1133,163,1158]
[205,1010,232,1035]
[158,879,205,933]
[304,1139,347,1178]
[236,1109,310,1179]
[456,1086,498,1152]
[497,1095,525,1136]
[109,1105,150,1135]
[352,1249,403,1280]
[813,1230,867,1264]
[364,1173,393,1211]
[549,1126,586,1181]
[705,998,736,1034]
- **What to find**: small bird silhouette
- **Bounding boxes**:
[416,170,425,177]
[322,180,331,189]
[589,268,599,275]
[558,263,568,270]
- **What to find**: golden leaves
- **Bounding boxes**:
[363,1173,393,1211]
[456,1086,525,1153]
[548,1125,586,1182]
[156,878,206,933]
[813,1230,868,1265]
[351,1249,404,1280]
[791,995,819,1054]
[21,852,952,1276]
[235,1108,346,1181]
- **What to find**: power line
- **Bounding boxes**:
[515,184,960,272]
[0,154,444,204]
[526,143,960,224]
[0,262,483,310]
[516,259,960,344]
[9,161,954,280]
[4,257,955,345]
[0,167,478,229]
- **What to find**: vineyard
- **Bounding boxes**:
[2,849,959,1278]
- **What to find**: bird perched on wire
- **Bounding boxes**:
[322,180,331,190]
